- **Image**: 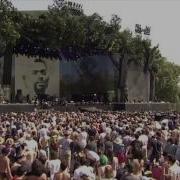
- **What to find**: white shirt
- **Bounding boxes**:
[106,127,112,135]
[39,128,49,138]
[139,134,148,147]
[46,159,61,180]
[25,139,38,151]
[161,119,169,128]
[74,166,95,180]
[78,131,87,148]
[52,116,57,126]
[99,132,106,140]
[155,121,161,130]
[168,162,180,180]
[86,150,100,162]
[52,116,57,121]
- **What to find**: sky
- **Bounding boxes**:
[11,0,180,65]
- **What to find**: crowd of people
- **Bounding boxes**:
[0,110,179,180]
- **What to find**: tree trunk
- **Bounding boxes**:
[120,54,128,103]
[3,45,13,85]
[109,54,128,103]
[108,54,121,102]
[3,44,13,101]
[117,57,123,102]
[149,71,155,101]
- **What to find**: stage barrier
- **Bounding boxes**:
[54,103,178,112]
[0,103,178,113]
[0,104,35,113]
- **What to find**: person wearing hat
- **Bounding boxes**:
[113,137,123,156]
[6,138,14,148]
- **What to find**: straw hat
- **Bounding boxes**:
[114,137,122,145]
[6,138,14,145]
[0,137,4,145]
[51,130,59,136]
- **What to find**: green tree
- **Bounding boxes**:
[155,58,180,103]
[0,0,21,85]
[0,0,20,54]
[15,0,86,59]
[108,30,147,102]
[141,39,161,101]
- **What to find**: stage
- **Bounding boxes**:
[0,102,178,113]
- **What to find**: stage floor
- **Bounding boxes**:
[0,104,35,113]
[0,103,177,113]
[54,102,177,112]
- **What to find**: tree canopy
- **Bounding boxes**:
[1,0,155,64]
[0,0,21,55]
[155,58,180,103]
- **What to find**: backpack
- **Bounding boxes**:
[153,140,162,155]
[116,168,128,179]
[118,145,127,164]
[132,140,143,159]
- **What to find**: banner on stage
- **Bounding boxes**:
[15,55,60,99]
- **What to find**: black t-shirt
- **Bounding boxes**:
[70,141,81,154]
[88,128,97,137]
[151,139,162,155]
[131,140,143,159]
[11,128,18,137]
[15,122,23,130]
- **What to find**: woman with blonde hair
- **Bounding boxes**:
[131,159,143,180]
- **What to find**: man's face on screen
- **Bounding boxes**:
[32,60,49,95]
